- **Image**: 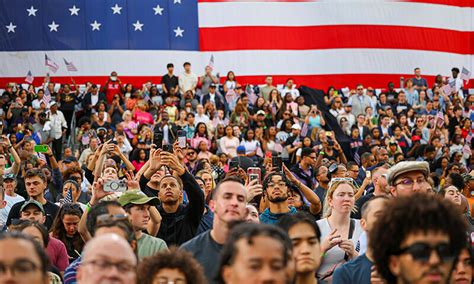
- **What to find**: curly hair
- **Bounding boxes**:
[137,247,206,284]
[369,193,467,284]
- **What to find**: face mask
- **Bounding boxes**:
[186,107,192,113]
[110,76,117,81]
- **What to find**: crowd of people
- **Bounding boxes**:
[0,63,473,284]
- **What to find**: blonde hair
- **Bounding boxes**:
[322,180,358,218]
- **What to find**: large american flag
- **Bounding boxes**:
[0,0,472,88]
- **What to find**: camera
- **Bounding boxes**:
[104,180,127,193]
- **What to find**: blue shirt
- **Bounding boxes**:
[332,253,373,284]
[259,206,297,225]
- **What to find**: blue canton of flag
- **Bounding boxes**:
[0,0,199,51]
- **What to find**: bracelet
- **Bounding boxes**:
[85,203,92,213]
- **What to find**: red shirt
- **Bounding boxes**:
[105,81,122,103]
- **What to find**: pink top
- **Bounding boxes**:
[133,110,154,125]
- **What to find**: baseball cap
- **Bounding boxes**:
[210,83,217,88]
[387,161,430,185]
[344,103,352,107]
[20,200,45,215]
[291,124,301,130]
[236,145,246,154]
[3,173,16,181]
[48,101,57,108]
[256,110,266,116]
[118,190,160,207]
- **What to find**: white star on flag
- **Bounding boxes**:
[153,5,164,15]
[174,27,184,37]
[48,21,59,32]
[69,5,80,16]
[174,0,181,4]
[133,20,144,31]
[111,4,122,15]
[27,6,38,17]
[90,20,101,31]
[5,22,16,33]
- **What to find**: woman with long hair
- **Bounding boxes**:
[219,125,240,158]
[262,126,278,153]
[50,203,84,262]
[131,148,148,172]
[223,71,237,94]
[229,100,250,128]
[240,128,262,162]
[191,122,211,150]
[316,179,363,281]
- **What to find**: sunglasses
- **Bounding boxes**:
[96,214,129,226]
[395,242,454,263]
[328,177,355,188]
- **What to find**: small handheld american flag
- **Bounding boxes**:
[62,188,74,205]
[25,70,34,84]
[461,67,471,83]
[64,58,78,72]
[45,54,59,73]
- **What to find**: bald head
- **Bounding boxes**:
[78,233,137,284]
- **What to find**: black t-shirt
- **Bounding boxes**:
[181,231,222,284]
[161,74,179,94]
[6,199,60,230]
[60,92,76,111]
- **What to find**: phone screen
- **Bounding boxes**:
[177,130,187,148]
[272,157,282,172]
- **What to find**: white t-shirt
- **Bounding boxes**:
[0,194,25,226]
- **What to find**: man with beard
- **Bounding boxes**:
[259,172,297,224]
[370,193,466,284]
[181,176,247,283]
[155,151,205,245]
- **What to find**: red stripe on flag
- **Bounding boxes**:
[397,0,474,7]
[1,74,463,90]
[200,25,473,53]
[198,0,474,5]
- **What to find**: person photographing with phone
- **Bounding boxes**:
[305,105,326,135]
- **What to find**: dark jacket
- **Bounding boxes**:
[202,93,225,111]
[81,92,107,115]
[141,171,205,246]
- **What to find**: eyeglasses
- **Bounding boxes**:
[267,181,287,188]
[357,88,363,91]
[186,152,196,156]
[0,259,40,276]
[307,155,317,160]
[96,214,129,226]
[394,176,427,188]
[82,259,135,273]
[395,242,455,263]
